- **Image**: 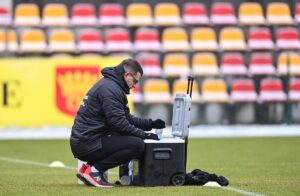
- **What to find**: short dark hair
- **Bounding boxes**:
[122,58,143,76]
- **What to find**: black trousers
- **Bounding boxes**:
[77,135,145,172]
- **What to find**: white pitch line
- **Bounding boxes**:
[222,186,266,196]
[0,156,265,195]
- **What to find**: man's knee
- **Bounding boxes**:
[129,136,145,155]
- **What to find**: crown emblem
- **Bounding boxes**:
[56,67,99,116]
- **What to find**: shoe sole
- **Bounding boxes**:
[82,173,113,188]
[76,173,93,186]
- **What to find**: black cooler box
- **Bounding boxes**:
[133,87,193,186]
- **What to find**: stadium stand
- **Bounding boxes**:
[191,27,218,51]
[192,52,219,77]
[77,28,103,53]
[71,3,97,26]
[247,27,274,51]
[0,6,11,26]
[20,29,47,53]
[3,0,300,124]
[210,2,237,25]
[219,27,246,51]
[126,3,153,26]
[266,2,293,25]
[14,3,40,26]
[154,2,181,26]
[239,2,265,25]
[48,29,76,53]
[99,3,125,26]
[163,53,190,78]
[182,2,209,25]
[220,53,247,76]
[42,3,69,26]
[134,27,161,52]
[136,53,162,77]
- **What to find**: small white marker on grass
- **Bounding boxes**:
[203,182,221,187]
[49,161,66,168]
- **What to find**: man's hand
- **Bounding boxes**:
[144,133,160,140]
[151,119,166,129]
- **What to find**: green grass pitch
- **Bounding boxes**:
[0,137,299,195]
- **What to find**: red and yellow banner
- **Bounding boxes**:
[0,57,128,127]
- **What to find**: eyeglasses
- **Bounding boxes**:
[128,73,139,85]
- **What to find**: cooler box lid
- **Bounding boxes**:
[144,138,185,143]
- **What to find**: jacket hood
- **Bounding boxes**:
[101,64,130,94]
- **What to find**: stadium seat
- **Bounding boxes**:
[162,27,189,52]
[14,3,40,26]
[239,2,265,25]
[231,79,257,102]
[0,30,5,52]
[249,52,275,76]
[71,3,97,26]
[247,27,274,51]
[99,3,125,26]
[276,27,300,50]
[220,53,247,76]
[48,29,76,53]
[154,3,181,26]
[136,53,162,77]
[42,3,69,26]
[219,27,246,51]
[134,27,161,52]
[277,52,300,76]
[0,6,12,26]
[132,83,143,103]
[295,3,300,24]
[191,27,218,51]
[192,52,219,77]
[126,3,153,26]
[201,78,229,103]
[172,79,201,103]
[143,79,171,104]
[20,29,47,53]
[267,2,293,25]
[105,28,132,52]
[77,29,103,52]
[7,30,18,53]
[163,53,190,78]
[210,2,237,25]
[182,2,209,25]
[289,78,300,101]
[259,78,286,102]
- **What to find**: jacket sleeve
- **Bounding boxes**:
[100,89,146,139]
[128,113,152,131]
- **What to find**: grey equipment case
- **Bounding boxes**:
[133,77,194,186]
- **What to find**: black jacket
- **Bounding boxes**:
[70,64,152,158]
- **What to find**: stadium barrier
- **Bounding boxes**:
[0,57,130,127]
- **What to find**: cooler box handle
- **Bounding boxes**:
[153,148,172,160]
